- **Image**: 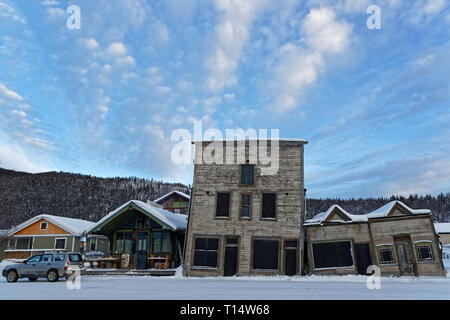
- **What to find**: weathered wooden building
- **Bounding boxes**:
[87,200,187,269]
[434,223,450,245]
[1,214,99,260]
[154,190,190,214]
[183,139,307,277]
[305,201,446,277]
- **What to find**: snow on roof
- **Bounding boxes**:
[434,223,450,234]
[89,200,188,232]
[154,190,190,204]
[305,201,431,226]
[7,214,96,237]
[366,201,431,218]
[305,204,367,225]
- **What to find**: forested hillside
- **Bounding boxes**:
[0,168,190,229]
[0,167,449,230]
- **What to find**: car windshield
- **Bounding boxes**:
[26,255,42,263]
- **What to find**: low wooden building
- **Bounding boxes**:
[434,223,450,245]
[154,190,190,214]
[87,200,187,270]
[305,201,446,277]
[2,214,99,260]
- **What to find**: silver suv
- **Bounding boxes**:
[2,252,84,282]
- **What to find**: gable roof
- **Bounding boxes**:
[153,190,190,204]
[365,201,431,218]
[7,214,96,237]
[88,200,188,233]
[305,201,431,226]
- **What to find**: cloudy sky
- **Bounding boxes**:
[0,0,449,198]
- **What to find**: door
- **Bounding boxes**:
[224,237,238,276]
[36,254,54,277]
[394,236,417,276]
[22,254,42,277]
[136,235,148,270]
[284,240,298,276]
[355,244,372,275]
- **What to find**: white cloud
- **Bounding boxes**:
[269,7,352,113]
[0,1,26,24]
[11,109,26,117]
[106,42,128,57]
[0,82,23,101]
[83,38,100,50]
[41,0,60,6]
[45,7,65,20]
[416,54,435,66]
[114,55,135,67]
[423,0,446,14]
[206,0,270,93]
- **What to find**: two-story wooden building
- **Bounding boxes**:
[154,191,190,214]
[183,139,307,277]
[304,201,446,277]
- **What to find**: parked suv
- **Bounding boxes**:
[2,252,84,282]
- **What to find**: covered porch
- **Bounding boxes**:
[87,200,187,270]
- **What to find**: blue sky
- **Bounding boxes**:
[0,0,449,198]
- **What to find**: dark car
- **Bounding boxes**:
[2,252,84,282]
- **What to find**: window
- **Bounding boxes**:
[241,165,254,185]
[27,255,42,263]
[312,241,353,269]
[152,231,171,253]
[241,194,251,218]
[261,193,276,219]
[69,254,82,262]
[55,238,66,249]
[193,237,219,268]
[416,243,434,261]
[253,239,279,270]
[40,222,48,230]
[7,238,16,249]
[379,247,394,264]
[89,238,96,251]
[114,232,133,254]
[54,254,65,262]
[41,254,53,262]
[216,193,230,217]
[16,237,33,249]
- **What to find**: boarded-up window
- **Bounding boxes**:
[253,239,279,270]
[194,237,219,268]
[241,194,251,218]
[417,244,433,261]
[379,247,394,264]
[241,165,254,185]
[262,193,276,219]
[216,193,230,217]
[312,241,353,269]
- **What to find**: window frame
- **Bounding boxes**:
[54,237,67,250]
[240,164,255,186]
[215,192,231,219]
[260,192,277,220]
[239,193,252,219]
[40,222,48,230]
[151,231,172,254]
[311,240,355,270]
[415,242,434,262]
[192,236,220,269]
[377,246,396,265]
[251,237,281,272]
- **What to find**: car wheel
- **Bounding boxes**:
[46,269,59,282]
[28,277,38,282]
[6,270,18,283]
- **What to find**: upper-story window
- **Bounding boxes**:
[261,193,276,219]
[40,222,48,230]
[241,165,254,185]
[216,193,230,218]
[241,194,251,218]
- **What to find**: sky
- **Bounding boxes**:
[0,0,449,198]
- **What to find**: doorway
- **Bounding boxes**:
[136,235,148,270]
[355,243,372,275]
[284,240,298,276]
[394,235,418,276]
[224,237,238,276]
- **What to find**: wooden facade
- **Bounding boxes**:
[154,191,190,214]
[183,139,307,277]
[305,202,446,277]
[87,200,187,270]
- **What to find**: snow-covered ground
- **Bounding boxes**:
[1,274,450,300]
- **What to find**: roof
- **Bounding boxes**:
[88,200,188,233]
[7,214,96,237]
[434,223,450,234]
[0,229,9,238]
[305,201,431,226]
[154,190,190,204]
[191,138,308,145]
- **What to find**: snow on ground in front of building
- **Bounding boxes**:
[0,274,449,300]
